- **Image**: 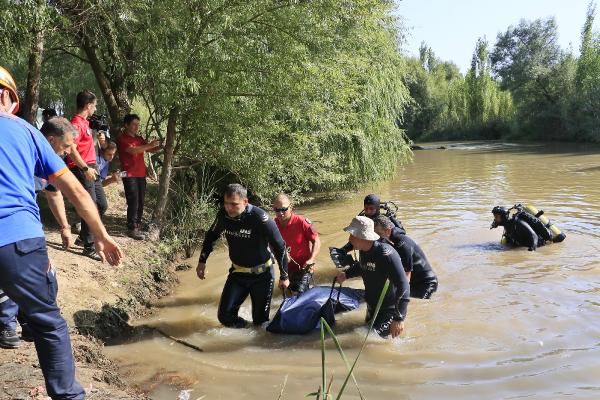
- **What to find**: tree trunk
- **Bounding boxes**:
[148,107,178,241]
[80,40,131,129]
[22,28,44,125]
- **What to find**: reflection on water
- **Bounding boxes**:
[104,142,600,400]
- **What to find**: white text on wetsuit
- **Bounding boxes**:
[223,228,252,239]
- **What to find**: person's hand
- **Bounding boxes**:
[196,262,206,279]
[304,261,315,273]
[278,278,290,292]
[112,170,122,183]
[390,320,404,338]
[336,271,347,284]
[94,235,124,266]
[84,167,98,182]
[149,139,160,148]
[60,226,72,250]
[98,132,106,148]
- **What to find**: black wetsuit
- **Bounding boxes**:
[344,241,410,337]
[383,228,438,299]
[199,204,288,328]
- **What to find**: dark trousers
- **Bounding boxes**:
[366,306,396,338]
[71,166,107,248]
[122,177,146,230]
[0,238,85,399]
[0,289,17,331]
[218,268,274,328]
[410,278,438,299]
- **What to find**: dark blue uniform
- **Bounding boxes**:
[199,204,288,327]
[384,228,438,299]
[345,240,410,337]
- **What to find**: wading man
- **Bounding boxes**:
[374,215,438,299]
[336,216,410,338]
[0,66,123,399]
[273,193,320,294]
[197,184,289,328]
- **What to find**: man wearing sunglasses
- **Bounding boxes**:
[196,184,289,328]
[273,193,321,294]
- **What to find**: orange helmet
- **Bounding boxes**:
[0,66,19,114]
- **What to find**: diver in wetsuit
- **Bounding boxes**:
[335,216,410,338]
[338,194,405,253]
[373,215,438,299]
[196,184,289,328]
[491,206,547,251]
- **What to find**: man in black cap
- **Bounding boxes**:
[338,194,404,253]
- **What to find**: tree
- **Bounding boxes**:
[491,18,569,139]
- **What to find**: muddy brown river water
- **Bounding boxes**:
[105,142,600,400]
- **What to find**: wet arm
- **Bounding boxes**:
[388,251,410,321]
[198,216,224,263]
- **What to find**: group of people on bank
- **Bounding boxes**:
[196,186,438,339]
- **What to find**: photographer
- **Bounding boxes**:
[116,114,160,240]
[67,90,107,261]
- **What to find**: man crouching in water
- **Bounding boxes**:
[335,216,410,338]
[196,184,289,328]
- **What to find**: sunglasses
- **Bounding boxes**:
[274,206,290,213]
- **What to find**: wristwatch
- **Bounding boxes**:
[81,166,89,172]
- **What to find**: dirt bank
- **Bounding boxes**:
[0,184,179,400]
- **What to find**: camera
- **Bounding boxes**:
[89,114,110,137]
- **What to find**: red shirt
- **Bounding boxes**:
[117,134,147,178]
[68,114,96,168]
[275,213,318,274]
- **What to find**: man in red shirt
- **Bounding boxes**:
[68,90,107,260]
[273,193,321,294]
[116,114,160,240]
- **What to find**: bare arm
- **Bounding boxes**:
[125,140,160,155]
[67,145,88,169]
[52,171,123,265]
[44,190,69,230]
[44,190,72,249]
[305,236,321,265]
[67,145,97,181]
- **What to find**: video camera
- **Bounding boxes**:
[89,114,110,137]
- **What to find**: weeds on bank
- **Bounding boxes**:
[306,280,390,400]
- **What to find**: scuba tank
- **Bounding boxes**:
[520,204,566,243]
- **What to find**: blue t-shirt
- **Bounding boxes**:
[0,113,68,247]
[97,154,109,180]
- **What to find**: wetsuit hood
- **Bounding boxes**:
[364,194,381,208]
[491,206,509,228]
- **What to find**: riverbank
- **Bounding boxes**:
[0,184,179,400]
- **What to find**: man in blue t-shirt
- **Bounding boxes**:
[1,117,79,347]
[0,66,123,400]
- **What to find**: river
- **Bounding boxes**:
[104,142,600,400]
